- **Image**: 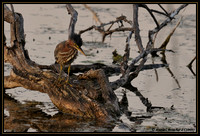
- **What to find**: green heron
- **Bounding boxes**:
[54,34,86,84]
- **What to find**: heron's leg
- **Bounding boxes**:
[53,64,63,87]
[58,64,63,81]
[66,64,71,83]
[65,64,72,86]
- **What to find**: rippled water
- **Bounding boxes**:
[4,4,196,132]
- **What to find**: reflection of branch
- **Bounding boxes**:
[152,58,159,82]
[161,53,181,88]
[123,83,152,112]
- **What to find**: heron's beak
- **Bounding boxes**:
[72,43,86,56]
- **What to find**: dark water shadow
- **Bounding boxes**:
[4,93,115,132]
[118,83,196,132]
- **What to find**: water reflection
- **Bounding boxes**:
[4,93,116,132]
[160,52,181,89]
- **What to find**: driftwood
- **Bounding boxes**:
[4,4,188,122]
[4,4,120,121]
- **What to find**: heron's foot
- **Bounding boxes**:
[65,79,72,87]
[53,79,72,87]
[53,77,65,87]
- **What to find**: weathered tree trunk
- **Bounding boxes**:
[4,4,120,121]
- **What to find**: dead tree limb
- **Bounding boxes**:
[79,14,133,42]
[66,4,78,40]
[120,31,132,77]
[35,63,167,77]
[83,4,102,25]
[133,4,144,53]
[4,4,120,121]
[110,4,188,91]
[147,4,188,48]
[139,4,160,28]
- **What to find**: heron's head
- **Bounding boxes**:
[70,34,85,56]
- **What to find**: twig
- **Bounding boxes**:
[139,4,160,28]
[151,16,182,57]
[121,31,133,76]
[150,9,169,17]
[187,56,196,68]
[159,16,182,50]
[148,4,188,42]
[158,4,171,19]
[102,27,134,42]
[83,4,102,25]
[110,4,188,91]
[79,15,133,42]
[110,48,163,90]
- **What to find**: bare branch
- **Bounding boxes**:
[4,4,25,47]
[83,4,102,25]
[139,4,160,28]
[110,4,187,91]
[79,15,133,42]
[120,32,133,76]
[4,69,46,93]
[66,4,78,40]
[187,56,196,68]
[102,27,134,42]
[148,4,188,45]
[133,4,144,53]
[158,4,171,18]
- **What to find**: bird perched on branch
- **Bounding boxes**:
[54,33,86,84]
[112,49,123,65]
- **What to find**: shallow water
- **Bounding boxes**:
[4,4,196,132]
